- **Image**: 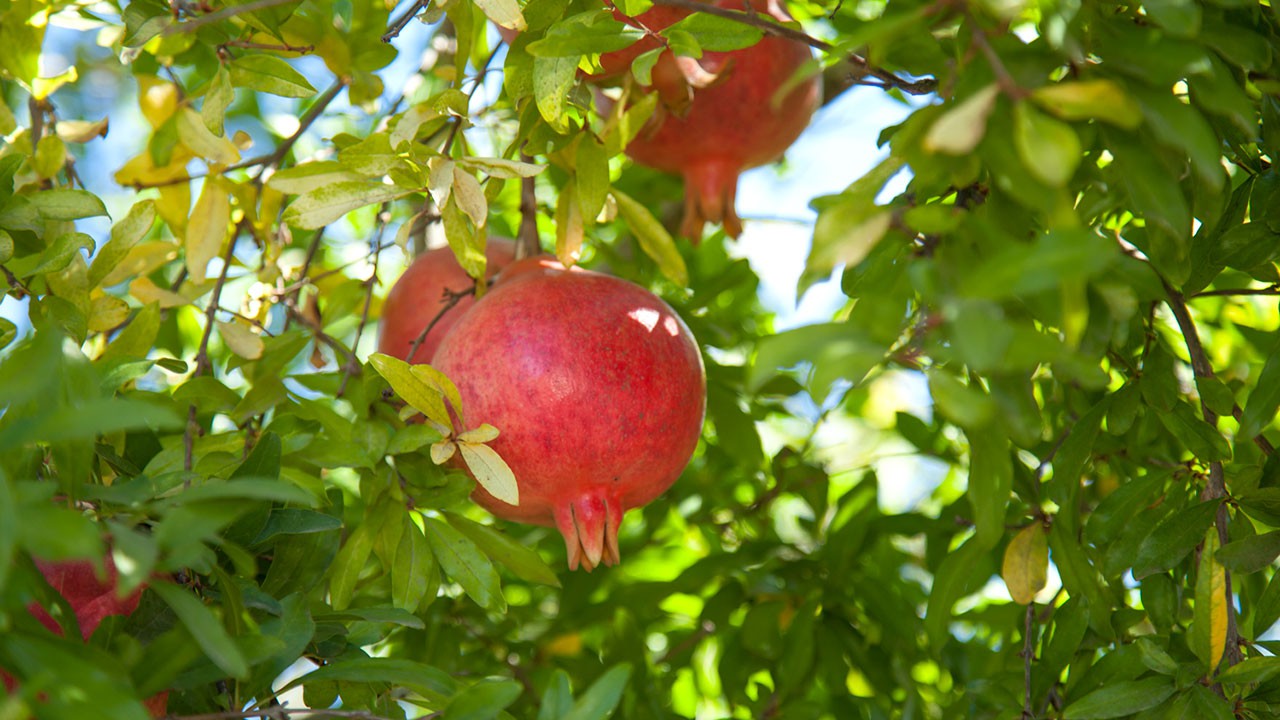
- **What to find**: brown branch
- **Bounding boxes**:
[383,0,431,43]
[1020,604,1035,719]
[167,709,396,720]
[162,0,298,35]
[1192,285,1280,298]
[969,20,1024,98]
[1163,281,1242,671]
[222,39,315,54]
[647,0,936,95]
[129,80,346,190]
[338,205,392,396]
[405,285,473,362]
[184,404,198,473]
[517,153,540,259]
[1,265,31,298]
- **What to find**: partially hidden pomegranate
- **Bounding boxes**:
[433,257,706,570]
[3,558,168,717]
[598,0,822,241]
[377,239,516,364]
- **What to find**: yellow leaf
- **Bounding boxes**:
[923,84,1000,155]
[369,353,454,432]
[113,146,194,188]
[101,240,179,287]
[88,295,131,333]
[129,276,190,308]
[1001,524,1048,605]
[32,66,78,100]
[555,183,584,268]
[1193,528,1228,671]
[33,135,66,180]
[451,166,488,228]
[216,320,264,359]
[430,440,457,465]
[457,424,499,444]
[542,633,582,657]
[137,75,179,129]
[176,107,240,165]
[55,117,109,143]
[156,182,191,235]
[458,441,519,506]
[186,179,230,281]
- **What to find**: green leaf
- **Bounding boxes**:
[1216,656,1280,684]
[924,538,986,651]
[423,516,505,612]
[533,55,579,133]
[474,0,526,31]
[1156,403,1232,462]
[151,581,249,678]
[1216,530,1280,573]
[1241,344,1280,438]
[0,318,15,352]
[538,670,574,720]
[1031,79,1143,129]
[314,606,426,629]
[5,232,94,278]
[390,515,434,612]
[563,664,632,720]
[663,13,763,51]
[967,427,1012,548]
[27,189,109,221]
[279,657,456,706]
[1014,101,1081,187]
[446,512,560,587]
[1062,677,1176,718]
[89,200,155,288]
[266,162,364,195]
[612,189,688,285]
[282,182,410,230]
[176,107,240,164]
[229,55,317,98]
[575,135,610,223]
[328,523,373,611]
[202,65,234,135]
[805,155,906,291]
[958,230,1116,299]
[1132,498,1222,579]
[253,509,343,544]
[527,11,642,57]
[446,679,523,720]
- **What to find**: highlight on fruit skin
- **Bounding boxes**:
[376,239,516,364]
[596,0,822,242]
[433,257,707,570]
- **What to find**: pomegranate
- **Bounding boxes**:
[598,0,821,240]
[3,558,168,717]
[433,257,706,570]
[377,239,516,364]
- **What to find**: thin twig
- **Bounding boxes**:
[194,234,240,376]
[404,285,473,362]
[162,0,298,35]
[338,205,391,396]
[1192,285,1280,298]
[1163,281,1242,672]
[222,39,315,53]
[128,80,345,190]
[969,21,1023,98]
[166,708,396,720]
[1,265,31,297]
[1020,604,1035,719]
[517,153,539,259]
[383,0,430,42]
[648,0,936,95]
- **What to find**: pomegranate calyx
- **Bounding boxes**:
[553,491,623,572]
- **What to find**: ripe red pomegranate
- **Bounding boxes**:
[3,558,168,717]
[433,257,706,570]
[597,0,821,241]
[377,239,516,363]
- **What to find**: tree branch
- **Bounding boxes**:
[1192,285,1280,298]
[384,0,431,43]
[647,0,936,95]
[1163,281,1243,671]
[162,0,298,35]
[167,708,397,720]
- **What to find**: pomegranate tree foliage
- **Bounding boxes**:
[4,0,1280,717]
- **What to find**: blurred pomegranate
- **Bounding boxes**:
[3,558,168,717]
[598,0,821,240]
[377,239,516,364]
[433,257,706,570]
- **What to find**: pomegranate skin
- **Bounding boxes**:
[377,240,516,364]
[433,262,706,570]
[602,0,821,240]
